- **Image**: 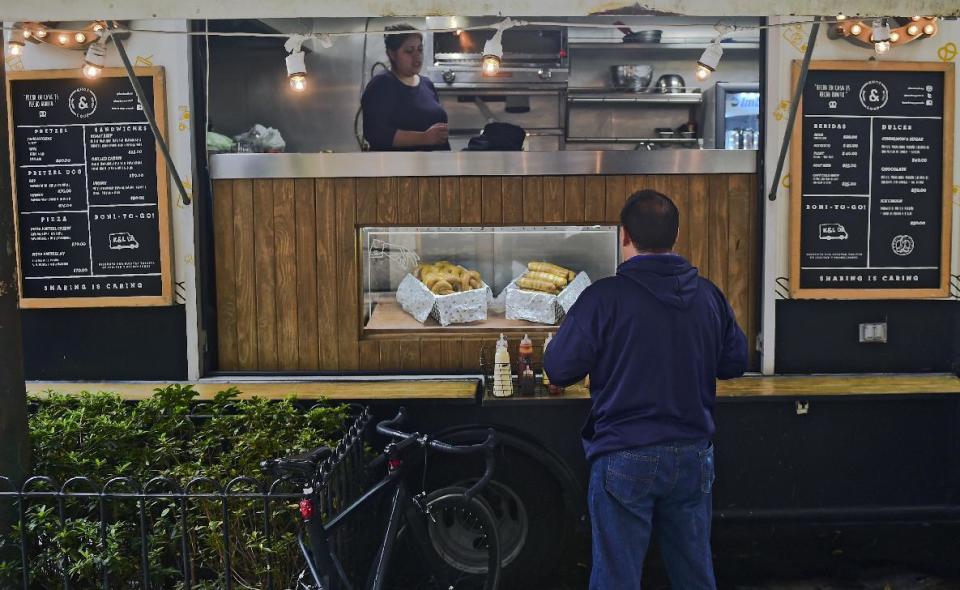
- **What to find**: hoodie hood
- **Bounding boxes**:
[617,253,700,309]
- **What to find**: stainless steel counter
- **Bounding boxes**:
[209,150,756,179]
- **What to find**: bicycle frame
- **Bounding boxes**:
[298,452,421,590]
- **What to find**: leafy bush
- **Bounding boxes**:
[0,385,351,589]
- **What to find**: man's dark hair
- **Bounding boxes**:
[384,24,422,68]
[619,190,679,251]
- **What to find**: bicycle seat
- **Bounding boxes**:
[264,446,333,478]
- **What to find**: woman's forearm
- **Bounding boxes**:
[392,129,427,147]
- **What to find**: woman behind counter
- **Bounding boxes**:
[362,24,450,151]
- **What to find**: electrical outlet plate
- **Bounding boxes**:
[859,322,887,343]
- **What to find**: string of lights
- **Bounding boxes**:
[3,15,945,89]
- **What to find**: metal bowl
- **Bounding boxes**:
[611,65,654,92]
[655,74,686,93]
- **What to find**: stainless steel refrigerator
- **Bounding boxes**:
[703,82,761,149]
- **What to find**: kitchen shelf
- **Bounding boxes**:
[567,41,760,50]
[567,91,703,105]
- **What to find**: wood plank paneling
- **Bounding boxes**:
[687,176,710,277]
[212,180,237,370]
[625,175,647,197]
[543,177,564,223]
[376,177,397,224]
[563,176,585,222]
[418,178,441,225]
[335,179,360,369]
[401,340,421,371]
[212,173,760,373]
[420,339,444,372]
[460,177,482,224]
[502,177,523,225]
[481,177,503,224]
[379,340,401,370]
[359,340,380,371]
[604,176,625,224]
[253,179,278,370]
[439,177,461,225]
[355,178,379,226]
[315,179,339,370]
[708,175,730,293]
[274,179,299,370]
[522,177,543,224]
[584,176,605,223]
[667,176,690,258]
[442,339,462,372]
[294,179,319,370]
[397,177,419,224]
[461,340,483,372]
[746,173,759,367]
[726,175,752,353]
[233,180,257,369]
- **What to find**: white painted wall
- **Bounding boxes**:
[5,20,203,379]
[760,18,960,373]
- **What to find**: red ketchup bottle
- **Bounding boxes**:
[518,334,536,396]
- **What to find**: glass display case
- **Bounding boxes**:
[361,225,619,334]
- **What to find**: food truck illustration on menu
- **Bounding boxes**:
[108,232,140,250]
[818,222,849,240]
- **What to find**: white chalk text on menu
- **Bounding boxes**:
[790,61,954,299]
[6,68,172,308]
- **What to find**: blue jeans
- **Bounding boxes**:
[588,440,716,589]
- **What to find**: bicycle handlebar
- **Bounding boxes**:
[376,407,498,500]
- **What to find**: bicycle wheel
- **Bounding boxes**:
[403,486,501,590]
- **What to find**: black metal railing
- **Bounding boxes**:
[0,407,372,590]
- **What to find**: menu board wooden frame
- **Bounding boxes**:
[789,60,954,299]
[6,67,173,308]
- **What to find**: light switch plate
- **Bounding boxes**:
[859,322,888,343]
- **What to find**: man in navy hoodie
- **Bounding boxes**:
[544,190,747,589]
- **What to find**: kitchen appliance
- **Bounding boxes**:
[610,65,654,92]
[655,74,686,93]
[423,17,568,151]
[425,17,568,88]
[703,82,761,149]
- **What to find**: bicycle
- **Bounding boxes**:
[261,407,501,590]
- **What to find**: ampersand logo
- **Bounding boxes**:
[68,87,97,119]
[859,80,888,111]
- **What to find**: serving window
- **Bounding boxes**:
[361,225,618,335]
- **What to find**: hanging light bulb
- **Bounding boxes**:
[889,31,900,43]
[911,15,922,21]
[82,37,106,78]
[922,22,936,36]
[284,35,309,93]
[906,24,919,36]
[34,27,47,39]
[836,14,847,21]
[57,32,69,45]
[695,38,724,81]
[481,19,513,77]
[850,23,863,35]
[8,24,26,55]
[286,50,307,92]
[74,32,87,44]
[871,19,891,54]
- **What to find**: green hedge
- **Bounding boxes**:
[0,385,351,589]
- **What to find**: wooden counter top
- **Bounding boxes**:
[27,374,960,402]
[27,379,479,401]
[716,374,960,398]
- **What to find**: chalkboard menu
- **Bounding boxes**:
[6,67,172,307]
[789,61,954,299]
